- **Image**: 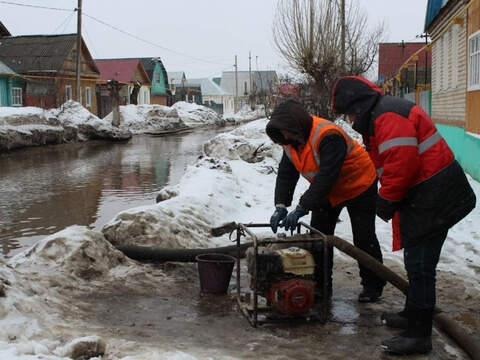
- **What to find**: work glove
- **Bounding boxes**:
[270,206,288,233]
[376,196,400,222]
[283,205,309,232]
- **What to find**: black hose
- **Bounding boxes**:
[116,242,252,263]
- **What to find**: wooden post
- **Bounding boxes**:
[75,0,82,103]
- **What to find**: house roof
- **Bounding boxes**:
[0,21,11,37]
[220,70,278,95]
[95,58,149,84]
[186,77,227,96]
[0,34,99,75]
[425,0,452,30]
[378,42,431,82]
[167,71,186,85]
[0,59,17,75]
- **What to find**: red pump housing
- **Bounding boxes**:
[266,279,315,315]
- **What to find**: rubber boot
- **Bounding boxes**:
[358,285,383,303]
[381,309,408,329]
[381,309,433,355]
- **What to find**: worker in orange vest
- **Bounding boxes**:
[266,99,386,302]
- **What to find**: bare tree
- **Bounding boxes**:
[273,0,384,117]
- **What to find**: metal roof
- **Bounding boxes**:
[0,34,99,75]
[0,59,17,75]
[167,71,186,85]
[186,77,228,96]
[425,0,451,30]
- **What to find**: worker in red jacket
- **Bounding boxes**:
[332,76,476,355]
[266,99,386,303]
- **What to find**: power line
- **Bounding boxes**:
[82,12,231,67]
[0,0,72,11]
[52,10,76,34]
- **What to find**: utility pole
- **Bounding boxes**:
[417,33,430,87]
[75,0,82,103]
[340,0,345,73]
[234,55,238,113]
[249,51,252,110]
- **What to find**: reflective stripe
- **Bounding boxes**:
[311,121,331,165]
[378,137,418,154]
[418,132,442,155]
[377,167,384,177]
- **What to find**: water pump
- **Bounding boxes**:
[247,246,316,315]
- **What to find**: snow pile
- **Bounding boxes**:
[0,101,131,151]
[103,104,186,134]
[0,226,167,359]
[224,104,267,124]
[172,101,224,126]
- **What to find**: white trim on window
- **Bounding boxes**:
[468,29,480,91]
[451,24,459,89]
[12,87,22,106]
[65,85,72,101]
[85,87,91,107]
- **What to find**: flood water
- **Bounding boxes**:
[0,127,229,259]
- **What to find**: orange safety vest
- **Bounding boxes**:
[283,116,376,207]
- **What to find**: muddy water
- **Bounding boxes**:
[0,128,228,259]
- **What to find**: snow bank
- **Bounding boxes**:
[172,101,224,127]
[223,105,266,124]
[103,104,186,134]
[0,101,131,152]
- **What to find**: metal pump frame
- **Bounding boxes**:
[234,222,330,327]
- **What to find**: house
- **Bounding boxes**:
[95,59,151,104]
[186,77,232,114]
[167,71,187,102]
[0,32,100,112]
[378,42,431,96]
[139,58,169,106]
[0,60,24,107]
[425,0,480,180]
[220,70,278,114]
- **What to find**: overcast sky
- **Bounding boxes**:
[0,0,429,78]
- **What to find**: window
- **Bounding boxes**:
[65,85,72,101]
[12,87,22,106]
[469,30,480,91]
[451,25,459,88]
[85,87,91,107]
[154,72,160,83]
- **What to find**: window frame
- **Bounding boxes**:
[85,87,91,107]
[12,87,22,106]
[468,29,480,91]
[65,85,72,101]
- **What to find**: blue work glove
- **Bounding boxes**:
[270,207,288,233]
[283,205,309,231]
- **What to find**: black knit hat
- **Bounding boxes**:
[266,99,312,145]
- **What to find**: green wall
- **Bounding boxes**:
[437,124,480,181]
[151,63,167,95]
[0,77,8,106]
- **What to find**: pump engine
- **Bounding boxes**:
[247,246,317,315]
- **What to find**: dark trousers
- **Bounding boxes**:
[404,229,447,311]
[311,181,386,292]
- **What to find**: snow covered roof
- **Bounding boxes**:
[186,77,228,96]
[0,59,16,75]
[95,59,150,84]
[167,71,186,85]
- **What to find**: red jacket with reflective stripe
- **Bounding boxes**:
[367,100,454,203]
